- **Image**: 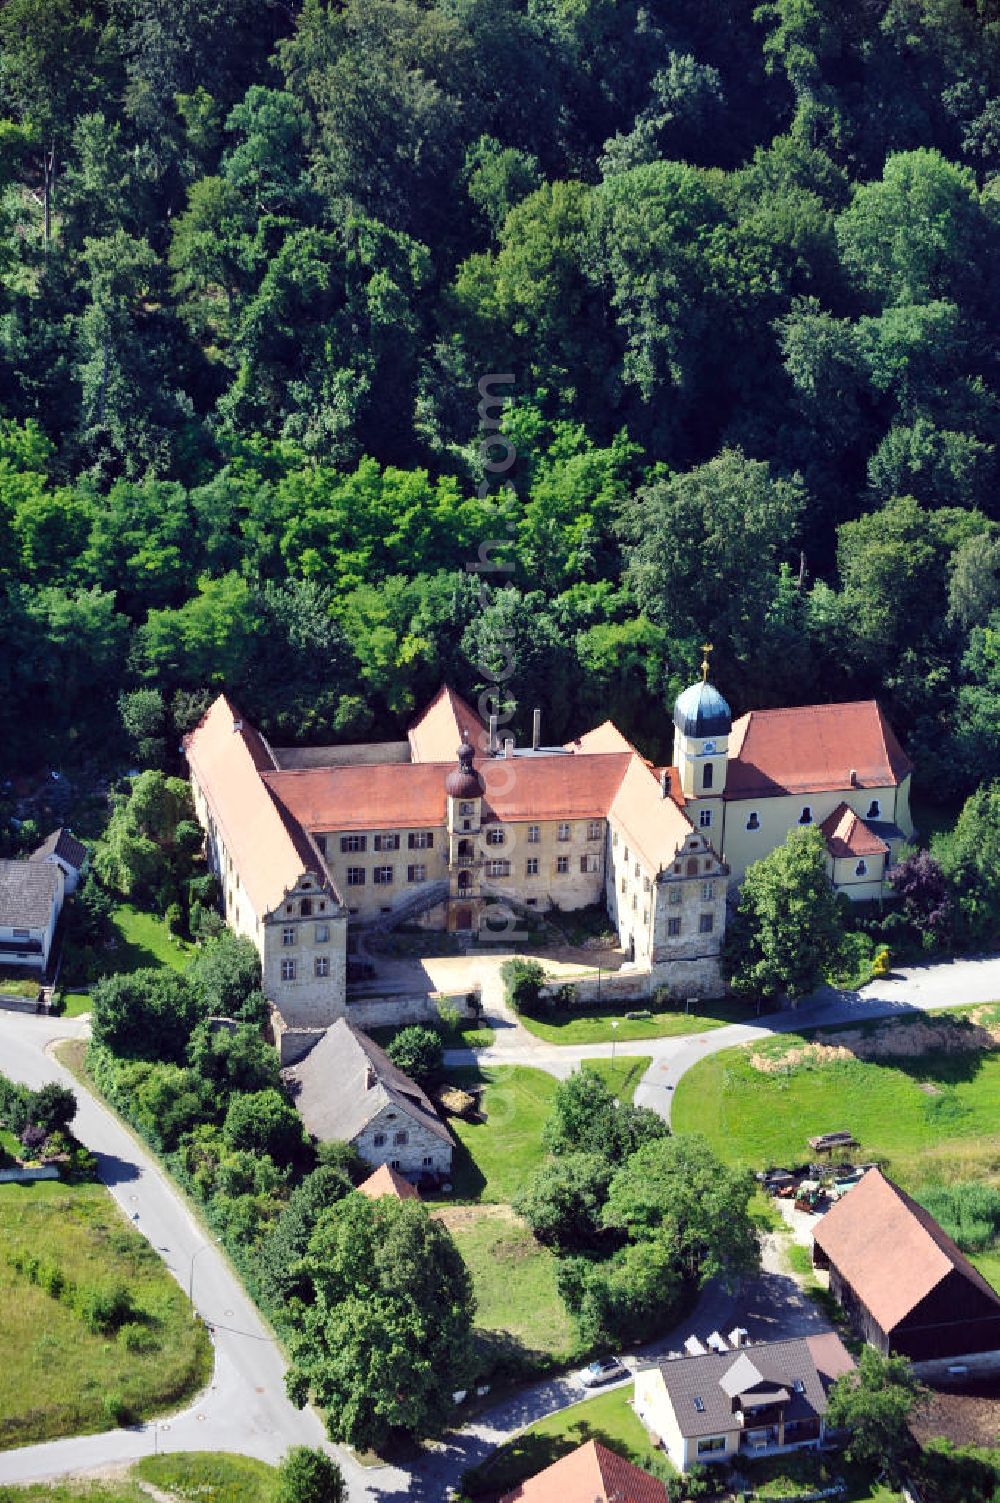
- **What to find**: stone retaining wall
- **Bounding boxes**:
[0,1164,60,1182]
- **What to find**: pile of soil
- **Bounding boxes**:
[752,1012,1000,1074]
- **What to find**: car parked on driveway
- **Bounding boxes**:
[578,1356,628,1388]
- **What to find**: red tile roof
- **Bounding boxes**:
[819,803,889,859]
[498,1439,670,1503]
[357,1164,420,1201]
[609,755,695,874]
[813,1169,1000,1334]
[408,685,488,762]
[183,696,330,916]
[726,701,912,799]
[263,752,640,832]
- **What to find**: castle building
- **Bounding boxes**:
[184,685,729,1029]
[671,670,914,899]
[183,673,914,1032]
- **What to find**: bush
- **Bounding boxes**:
[76,1280,136,1334]
[276,1446,347,1503]
[385,1025,444,1086]
[0,1074,31,1135]
[118,1321,160,1353]
[103,1392,133,1427]
[223,1088,305,1165]
[500,958,545,1012]
[19,1123,47,1156]
[27,1081,77,1134]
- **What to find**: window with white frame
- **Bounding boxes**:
[526,857,539,876]
[373,866,394,884]
[667,918,681,937]
[315,923,330,942]
[346,868,365,886]
[393,1130,408,1146]
[340,834,366,853]
[314,956,329,977]
[281,958,296,981]
[702,881,714,901]
[408,831,434,849]
[580,855,598,874]
[699,808,713,828]
[373,1132,386,1147]
[486,826,505,846]
[407,864,427,883]
[587,820,602,840]
[282,926,295,946]
[486,858,510,877]
[374,832,400,851]
[527,824,540,844]
[668,885,681,904]
[557,856,569,874]
[557,822,571,842]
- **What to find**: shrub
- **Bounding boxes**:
[103,1392,132,1427]
[26,1082,77,1134]
[385,1025,444,1086]
[118,1321,160,1353]
[500,958,545,1012]
[0,1074,31,1135]
[223,1088,305,1166]
[276,1446,347,1503]
[19,1123,47,1156]
[76,1280,136,1334]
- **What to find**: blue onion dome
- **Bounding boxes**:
[673,679,732,738]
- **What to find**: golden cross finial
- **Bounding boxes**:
[700,641,714,682]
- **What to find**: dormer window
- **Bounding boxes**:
[799,806,813,825]
[867,799,881,820]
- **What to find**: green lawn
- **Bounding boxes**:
[743,1451,902,1501]
[58,990,94,1017]
[971,1250,1000,1292]
[0,1180,211,1448]
[672,1016,1000,1184]
[583,1055,652,1101]
[0,1455,279,1503]
[438,1208,580,1378]
[135,1452,279,1503]
[463,1384,673,1498]
[517,995,750,1045]
[367,1017,496,1053]
[444,1065,561,1202]
[105,903,194,974]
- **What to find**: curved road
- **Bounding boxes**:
[1,950,998,1494]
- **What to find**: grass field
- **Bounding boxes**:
[463,1385,672,1497]
[136,1452,279,1502]
[742,1451,902,1501]
[0,1455,280,1503]
[436,1206,580,1376]
[583,1055,652,1100]
[517,995,749,1045]
[445,1065,561,1202]
[58,991,94,1017]
[106,904,194,973]
[672,1014,1000,1185]
[0,1180,211,1448]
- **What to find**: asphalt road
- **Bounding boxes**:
[1,950,998,1494]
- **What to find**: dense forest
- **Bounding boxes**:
[2,0,1000,802]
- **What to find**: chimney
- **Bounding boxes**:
[365,1064,376,1090]
[233,719,243,733]
[850,768,859,787]
[503,736,514,759]
[660,770,670,799]
[489,713,498,754]
[532,707,541,750]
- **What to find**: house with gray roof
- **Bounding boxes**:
[283,1018,453,1182]
[634,1333,854,1473]
[30,828,88,894]
[0,858,64,973]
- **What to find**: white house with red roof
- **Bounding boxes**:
[672,672,914,898]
